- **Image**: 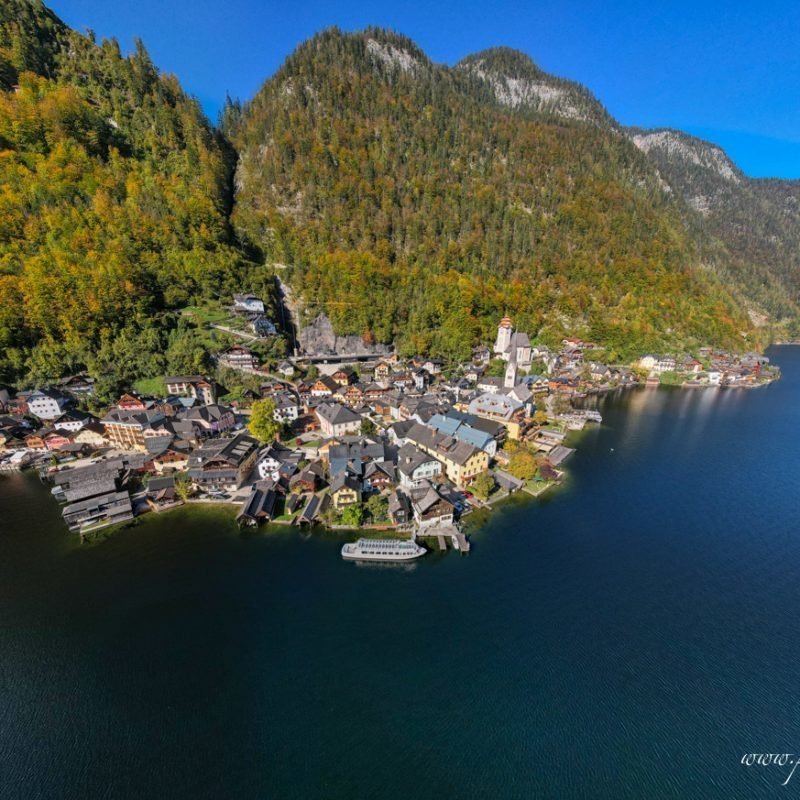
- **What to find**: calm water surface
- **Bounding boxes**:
[3,347,800,799]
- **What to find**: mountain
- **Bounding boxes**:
[232,28,758,361]
[0,0,267,394]
[630,128,800,326]
[455,47,616,129]
[2,5,795,386]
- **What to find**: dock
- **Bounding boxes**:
[454,533,470,552]
[436,534,447,551]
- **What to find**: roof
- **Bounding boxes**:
[467,416,504,438]
[237,486,277,521]
[102,408,166,427]
[388,489,410,515]
[315,402,361,427]
[468,393,522,422]
[63,476,119,503]
[389,420,415,439]
[412,484,454,516]
[188,433,258,469]
[405,423,481,466]
[364,460,394,481]
[314,376,339,391]
[185,404,232,423]
[147,476,176,492]
[396,443,437,477]
[510,331,531,349]
[330,473,361,494]
[62,490,131,517]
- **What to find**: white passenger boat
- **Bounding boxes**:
[341,538,426,562]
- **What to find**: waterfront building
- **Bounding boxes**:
[330,473,362,509]
[404,423,489,488]
[187,434,259,492]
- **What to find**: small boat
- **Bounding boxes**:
[341,538,426,562]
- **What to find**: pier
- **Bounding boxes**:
[416,523,470,554]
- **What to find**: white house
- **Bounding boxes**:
[233,293,265,314]
[396,443,442,489]
[277,361,295,378]
[27,389,70,420]
[315,402,362,438]
[53,409,94,433]
[256,444,301,481]
[638,355,657,371]
[477,376,504,395]
[655,357,677,374]
[273,392,299,424]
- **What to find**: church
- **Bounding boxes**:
[493,316,532,370]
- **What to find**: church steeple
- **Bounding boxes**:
[494,315,513,357]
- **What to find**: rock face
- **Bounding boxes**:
[456,48,615,129]
[630,129,742,187]
[298,314,392,356]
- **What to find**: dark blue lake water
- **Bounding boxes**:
[3,347,800,799]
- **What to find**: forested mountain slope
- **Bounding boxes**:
[630,128,800,327]
[231,28,760,360]
[0,0,263,390]
[2,5,795,386]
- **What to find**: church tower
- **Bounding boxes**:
[504,360,517,389]
[494,316,513,358]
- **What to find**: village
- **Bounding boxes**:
[0,295,781,551]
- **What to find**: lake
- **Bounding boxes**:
[2,347,799,799]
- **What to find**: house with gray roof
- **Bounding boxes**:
[315,402,362,437]
[188,433,259,492]
[396,443,442,489]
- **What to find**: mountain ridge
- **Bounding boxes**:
[1,6,797,389]
[231,26,771,359]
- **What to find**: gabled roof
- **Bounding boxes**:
[364,460,395,481]
[412,484,454,516]
[316,402,361,426]
[396,443,437,477]
[330,473,361,495]
[313,375,339,391]
[188,433,258,469]
[388,489,410,516]
[185,403,232,422]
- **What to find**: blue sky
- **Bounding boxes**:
[47,0,800,178]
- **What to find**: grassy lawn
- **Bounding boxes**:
[134,376,166,396]
[179,304,233,325]
[525,479,556,496]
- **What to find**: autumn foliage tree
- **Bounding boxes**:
[247,398,282,443]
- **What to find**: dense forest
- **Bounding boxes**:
[1,5,795,389]
[630,128,800,329]
[0,0,267,394]
[231,29,762,361]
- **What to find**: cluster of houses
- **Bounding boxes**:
[638,349,776,387]
[232,293,278,338]
[1,314,779,538]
